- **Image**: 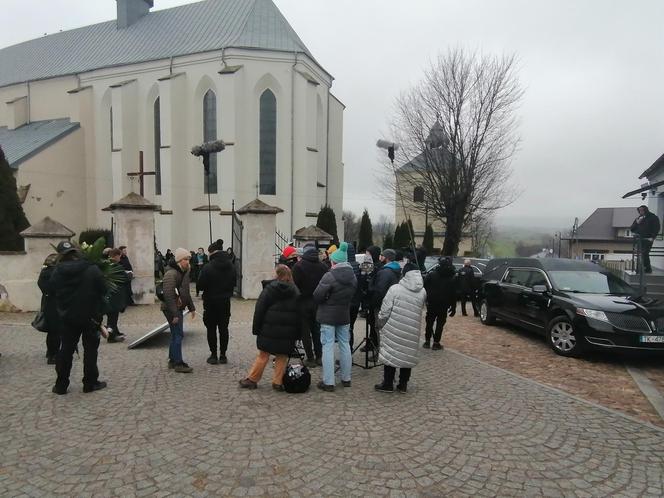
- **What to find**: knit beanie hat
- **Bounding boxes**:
[174,247,191,262]
[330,242,348,264]
[381,248,396,261]
[326,244,338,255]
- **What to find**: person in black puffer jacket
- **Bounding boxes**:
[37,253,61,364]
[50,241,108,395]
[197,239,237,365]
[423,257,457,350]
[363,248,401,354]
[239,265,301,391]
[292,243,328,367]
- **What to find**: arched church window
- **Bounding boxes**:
[414,186,424,203]
[154,97,162,195]
[203,89,218,194]
[259,89,277,195]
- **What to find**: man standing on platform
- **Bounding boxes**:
[197,239,236,365]
[631,205,661,274]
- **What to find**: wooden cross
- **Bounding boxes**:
[126,151,155,197]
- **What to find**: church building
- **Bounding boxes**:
[0,0,345,251]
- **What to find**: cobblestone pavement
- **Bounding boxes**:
[444,313,664,427]
[1,299,664,497]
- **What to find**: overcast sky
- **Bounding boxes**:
[4,0,664,229]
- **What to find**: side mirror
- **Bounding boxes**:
[532,285,548,294]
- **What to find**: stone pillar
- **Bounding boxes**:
[105,192,158,304]
[0,217,74,312]
[237,199,283,299]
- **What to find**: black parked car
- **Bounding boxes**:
[479,258,664,357]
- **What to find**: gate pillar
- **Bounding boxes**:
[236,199,283,299]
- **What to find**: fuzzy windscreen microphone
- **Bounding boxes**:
[191,140,226,157]
[376,139,399,151]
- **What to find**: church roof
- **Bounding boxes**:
[0,0,315,89]
[0,119,80,168]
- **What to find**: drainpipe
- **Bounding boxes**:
[169,56,174,76]
[290,52,298,236]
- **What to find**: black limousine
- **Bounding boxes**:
[478,258,664,356]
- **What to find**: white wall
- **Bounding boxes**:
[5,47,344,252]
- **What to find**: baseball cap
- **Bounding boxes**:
[56,241,77,255]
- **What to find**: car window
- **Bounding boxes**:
[548,270,635,295]
[527,271,548,288]
[503,269,531,287]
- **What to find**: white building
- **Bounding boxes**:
[0,0,345,251]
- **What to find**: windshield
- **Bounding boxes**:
[548,271,635,295]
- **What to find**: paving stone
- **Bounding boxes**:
[1,300,664,495]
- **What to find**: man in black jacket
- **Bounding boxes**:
[631,205,661,274]
[118,246,135,305]
[197,239,236,364]
[292,243,328,367]
[423,257,456,350]
[50,241,108,395]
[37,253,61,364]
[455,260,479,317]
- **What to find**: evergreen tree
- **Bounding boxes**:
[393,221,409,249]
[0,147,29,251]
[316,204,338,240]
[422,224,434,254]
[358,209,373,252]
[383,232,394,249]
[406,219,415,248]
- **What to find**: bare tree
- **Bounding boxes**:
[343,210,360,244]
[388,48,523,256]
[468,213,494,257]
[373,215,395,247]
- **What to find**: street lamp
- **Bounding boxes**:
[191,139,226,246]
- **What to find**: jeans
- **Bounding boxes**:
[425,307,447,343]
[166,310,184,364]
[320,323,352,386]
[55,322,100,389]
[247,350,288,385]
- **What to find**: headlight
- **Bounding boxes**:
[576,308,610,323]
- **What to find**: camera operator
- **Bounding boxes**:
[631,205,661,274]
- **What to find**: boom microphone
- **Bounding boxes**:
[376,139,399,151]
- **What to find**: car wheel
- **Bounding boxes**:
[547,316,582,357]
[479,299,496,325]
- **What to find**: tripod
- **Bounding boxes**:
[352,311,381,369]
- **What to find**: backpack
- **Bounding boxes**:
[282,361,311,393]
[155,280,165,302]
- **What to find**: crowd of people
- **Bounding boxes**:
[35,234,479,395]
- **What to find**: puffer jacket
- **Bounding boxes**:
[197,251,237,306]
[313,262,357,325]
[252,280,301,355]
[50,259,107,326]
[424,261,456,309]
[37,265,59,332]
[377,270,427,368]
[292,251,328,298]
[161,260,195,320]
[369,261,401,309]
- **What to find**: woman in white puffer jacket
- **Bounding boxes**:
[375,263,427,393]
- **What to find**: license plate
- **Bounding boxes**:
[640,335,664,343]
